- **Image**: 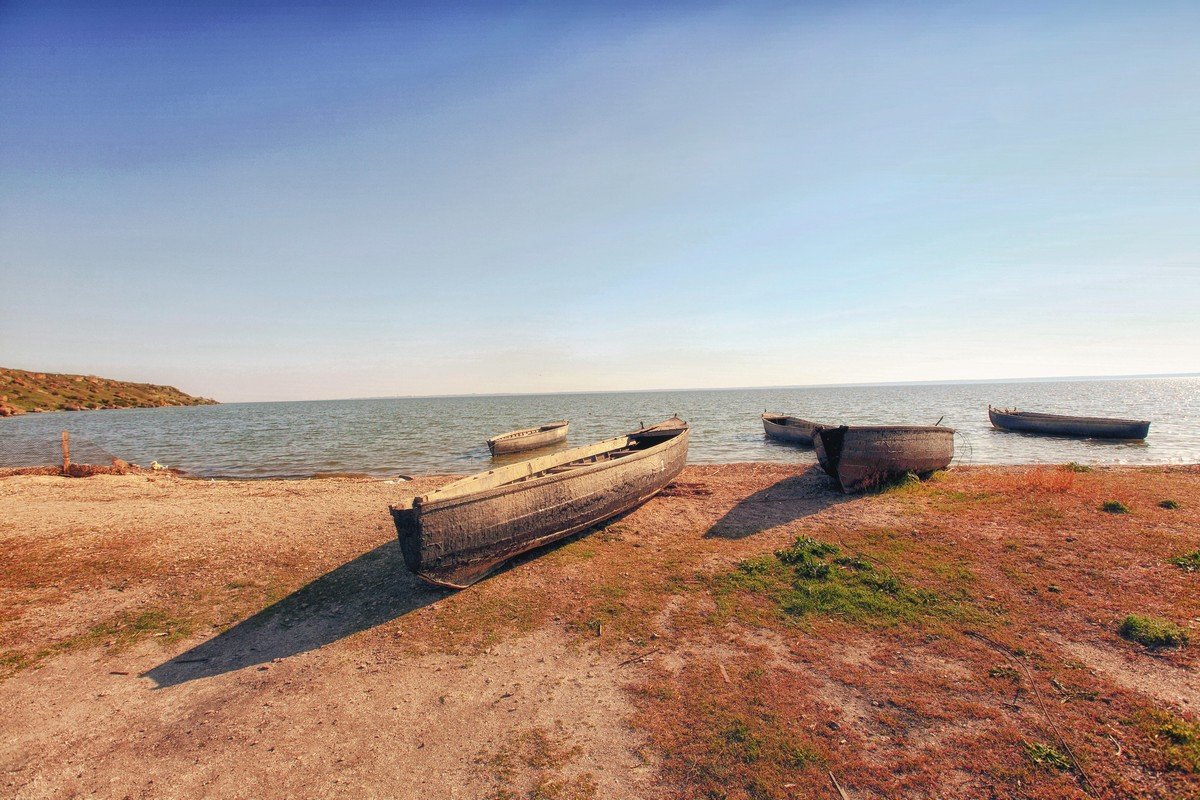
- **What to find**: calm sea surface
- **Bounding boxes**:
[1,378,1197,478]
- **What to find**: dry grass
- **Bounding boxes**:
[476,726,597,800]
[2,464,1199,798]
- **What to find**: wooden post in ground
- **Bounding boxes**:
[61,430,70,473]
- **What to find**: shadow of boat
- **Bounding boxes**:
[143,541,448,688]
[704,466,850,540]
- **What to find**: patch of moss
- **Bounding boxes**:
[713,716,821,787]
[0,605,199,676]
[1169,551,1200,572]
[988,664,1019,681]
[1101,500,1130,514]
[477,726,594,800]
[1119,615,1188,648]
[720,536,951,625]
[1023,740,1073,772]
[0,649,31,677]
[933,489,996,506]
[1139,710,1200,772]
[717,717,819,771]
[86,608,195,650]
[883,470,922,491]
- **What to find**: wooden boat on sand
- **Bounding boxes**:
[813,425,954,493]
[391,417,689,588]
[487,420,569,456]
[761,413,826,446]
[988,407,1149,440]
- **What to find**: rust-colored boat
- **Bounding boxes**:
[988,407,1149,440]
[813,425,954,493]
[391,417,689,588]
[487,420,569,456]
[761,412,826,446]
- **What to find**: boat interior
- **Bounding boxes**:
[493,421,568,441]
[416,422,687,504]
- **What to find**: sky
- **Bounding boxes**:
[1,1,1197,402]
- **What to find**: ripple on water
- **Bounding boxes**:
[0,378,1196,477]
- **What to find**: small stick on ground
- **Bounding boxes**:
[617,648,661,668]
[829,770,850,800]
[965,630,1103,799]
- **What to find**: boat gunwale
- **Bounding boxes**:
[988,407,1148,427]
[395,424,689,513]
[761,413,822,427]
[818,424,956,434]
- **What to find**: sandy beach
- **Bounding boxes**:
[2,463,1198,799]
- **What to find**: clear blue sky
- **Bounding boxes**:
[2,1,1197,402]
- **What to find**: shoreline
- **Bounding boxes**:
[2,462,1198,798]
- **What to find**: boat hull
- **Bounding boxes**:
[813,425,954,493]
[488,421,569,455]
[393,420,689,588]
[988,407,1149,440]
[761,414,824,446]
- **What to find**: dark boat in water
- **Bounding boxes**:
[761,412,826,446]
[390,417,689,588]
[813,425,954,493]
[988,407,1150,440]
[487,420,569,456]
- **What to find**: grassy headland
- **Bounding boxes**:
[0,367,216,416]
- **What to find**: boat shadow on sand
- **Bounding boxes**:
[705,465,850,540]
[143,541,449,688]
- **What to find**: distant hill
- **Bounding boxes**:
[0,368,217,417]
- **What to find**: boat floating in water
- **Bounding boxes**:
[813,425,954,493]
[391,417,689,588]
[988,407,1150,440]
[487,420,569,456]
[761,412,826,446]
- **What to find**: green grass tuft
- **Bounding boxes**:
[1023,740,1073,771]
[86,608,195,649]
[721,535,950,625]
[716,716,821,770]
[1169,551,1200,572]
[876,470,923,494]
[1119,615,1188,648]
[1140,711,1200,772]
[1101,500,1130,514]
[1159,499,1180,510]
[988,664,1019,681]
[1062,462,1092,473]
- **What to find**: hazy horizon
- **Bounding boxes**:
[5,363,1196,405]
[3,2,1198,403]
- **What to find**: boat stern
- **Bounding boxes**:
[388,499,424,574]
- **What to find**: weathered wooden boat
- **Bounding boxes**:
[761,412,826,446]
[988,407,1149,440]
[487,420,569,456]
[391,417,689,588]
[813,425,954,493]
